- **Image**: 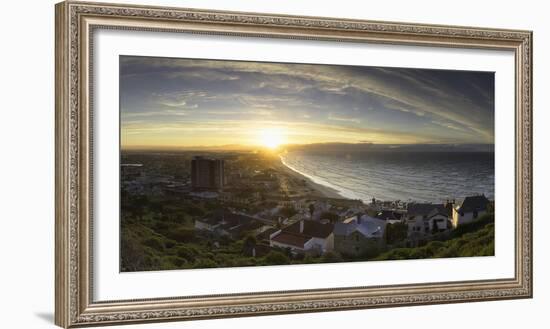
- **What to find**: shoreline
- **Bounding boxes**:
[276,155,345,200]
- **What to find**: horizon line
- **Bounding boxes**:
[121,142,495,151]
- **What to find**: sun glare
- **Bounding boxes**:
[259,128,286,149]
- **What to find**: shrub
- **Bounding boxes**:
[142,237,165,252]
[164,227,195,243]
[376,222,494,261]
[192,259,218,268]
[264,251,290,265]
[176,245,198,262]
[322,251,343,263]
[162,256,186,268]
[120,235,146,271]
[384,222,408,245]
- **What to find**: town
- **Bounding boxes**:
[120,150,494,271]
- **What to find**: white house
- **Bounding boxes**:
[333,214,386,256]
[406,203,451,235]
[452,195,490,228]
[426,207,451,232]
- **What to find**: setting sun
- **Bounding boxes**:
[259,127,286,149]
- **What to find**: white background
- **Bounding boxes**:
[0,0,547,328]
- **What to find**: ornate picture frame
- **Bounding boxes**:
[55,1,532,327]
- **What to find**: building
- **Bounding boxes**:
[406,203,451,235]
[452,195,490,228]
[120,163,143,181]
[334,214,386,256]
[270,220,334,254]
[270,231,316,253]
[190,156,224,191]
[374,210,404,224]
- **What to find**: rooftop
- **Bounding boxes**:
[375,210,403,221]
[271,231,312,248]
[256,228,279,241]
[407,203,445,217]
[457,195,490,213]
[284,220,334,239]
[334,216,386,238]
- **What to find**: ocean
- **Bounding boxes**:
[280,151,494,203]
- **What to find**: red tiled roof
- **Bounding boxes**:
[271,232,312,248]
[284,220,334,239]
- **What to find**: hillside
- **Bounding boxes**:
[375,215,495,260]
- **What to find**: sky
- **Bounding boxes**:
[120,55,494,149]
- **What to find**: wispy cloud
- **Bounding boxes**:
[328,113,361,124]
[120,55,494,147]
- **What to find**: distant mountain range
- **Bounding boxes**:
[123,143,494,153]
[282,143,495,153]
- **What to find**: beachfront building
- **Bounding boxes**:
[406,203,451,235]
[269,220,334,254]
[451,195,490,228]
[334,214,386,256]
[427,206,451,232]
[374,210,404,224]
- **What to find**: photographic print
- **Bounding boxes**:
[119,55,495,272]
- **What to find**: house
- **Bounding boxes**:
[269,220,334,254]
[374,210,404,224]
[333,215,386,256]
[406,203,451,235]
[452,195,490,228]
[426,206,451,232]
[270,231,316,252]
[256,227,280,244]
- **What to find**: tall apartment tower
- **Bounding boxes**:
[190,156,225,191]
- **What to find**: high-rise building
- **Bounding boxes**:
[190,156,225,191]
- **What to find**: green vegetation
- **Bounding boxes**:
[384,222,408,245]
[376,214,494,260]
[120,194,325,271]
[121,195,495,271]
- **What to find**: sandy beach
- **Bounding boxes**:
[275,156,344,199]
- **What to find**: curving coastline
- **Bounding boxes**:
[278,155,347,200]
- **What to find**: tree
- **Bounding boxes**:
[384,222,408,245]
[242,235,257,256]
[264,251,290,265]
[308,204,315,219]
[131,195,149,221]
[322,251,342,263]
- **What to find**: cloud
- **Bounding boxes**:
[159,100,199,109]
[120,55,495,145]
[328,113,361,124]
